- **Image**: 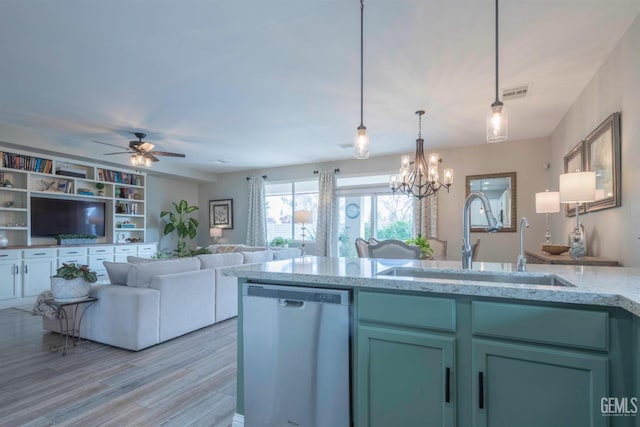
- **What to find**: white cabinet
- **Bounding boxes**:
[0,249,21,300]
[136,244,157,259]
[57,247,88,268]
[88,246,114,284]
[114,245,137,262]
[22,248,56,297]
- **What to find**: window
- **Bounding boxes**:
[336,175,414,257]
[265,180,318,244]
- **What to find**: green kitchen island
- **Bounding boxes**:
[224,256,640,427]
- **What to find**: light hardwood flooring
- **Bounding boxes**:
[0,307,237,427]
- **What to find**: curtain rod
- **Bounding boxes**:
[313,168,340,174]
[246,175,267,180]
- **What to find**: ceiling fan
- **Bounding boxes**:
[93,132,186,166]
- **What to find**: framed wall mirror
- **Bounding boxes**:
[465,172,517,232]
[585,112,621,213]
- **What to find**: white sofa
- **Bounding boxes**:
[43,247,301,351]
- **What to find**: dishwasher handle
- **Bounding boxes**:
[279,299,305,308]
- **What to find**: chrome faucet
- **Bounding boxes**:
[516,217,530,272]
[462,192,500,269]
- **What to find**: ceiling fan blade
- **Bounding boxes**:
[93,140,126,149]
[145,153,160,162]
[104,151,132,155]
[139,142,155,151]
[151,151,186,158]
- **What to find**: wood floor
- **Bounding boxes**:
[0,307,237,427]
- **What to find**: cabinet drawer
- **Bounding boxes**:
[136,244,156,253]
[0,249,21,260]
[57,256,89,268]
[23,248,56,259]
[114,246,136,254]
[89,246,114,255]
[472,301,608,351]
[358,291,456,332]
[58,247,88,257]
[88,254,114,270]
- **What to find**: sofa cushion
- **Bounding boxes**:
[103,261,132,285]
[126,256,156,263]
[197,252,244,269]
[241,249,274,264]
[126,257,201,288]
[273,248,302,260]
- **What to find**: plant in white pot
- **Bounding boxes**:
[51,263,98,301]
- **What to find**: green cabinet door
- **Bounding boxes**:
[357,325,455,427]
[472,339,609,427]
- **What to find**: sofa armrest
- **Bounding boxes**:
[149,269,216,341]
[86,284,160,351]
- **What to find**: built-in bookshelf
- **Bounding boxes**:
[0,147,147,247]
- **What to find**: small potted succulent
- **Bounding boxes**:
[95,182,105,196]
[50,263,98,301]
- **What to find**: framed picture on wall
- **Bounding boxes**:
[563,141,586,217]
[584,112,621,213]
[209,199,234,229]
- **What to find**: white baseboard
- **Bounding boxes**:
[232,413,244,427]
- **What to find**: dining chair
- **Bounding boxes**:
[368,239,421,260]
[426,237,447,260]
[355,237,369,258]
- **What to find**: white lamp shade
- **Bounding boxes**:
[294,210,313,224]
[559,172,596,203]
[209,227,222,238]
[535,191,560,213]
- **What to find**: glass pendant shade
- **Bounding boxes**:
[486,104,508,143]
[354,125,370,159]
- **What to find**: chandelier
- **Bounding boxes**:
[390,110,453,199]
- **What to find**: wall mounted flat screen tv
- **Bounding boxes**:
[31,197,106,237]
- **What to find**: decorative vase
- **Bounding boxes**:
[50,277,91,301]
[568,223,587,260]
[0,234,8,247]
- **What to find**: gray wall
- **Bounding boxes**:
[146,175,200,253]
[549,13,640,267]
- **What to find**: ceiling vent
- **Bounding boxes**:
[502,84,531,100]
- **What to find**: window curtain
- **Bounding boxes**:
[316,170,337,256]
[413,194,438,238]
[246,176,267,247]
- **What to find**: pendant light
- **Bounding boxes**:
[354,0,370,159]
[486,0,508,143]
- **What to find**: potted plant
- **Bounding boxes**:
[95,182,105,196]
[161,199,199,257]
[50,263,98,301]
[57,233,98,245]
[270,236,291,248]
[405,235,434,259]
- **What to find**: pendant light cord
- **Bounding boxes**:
[360,0,364,127]
[493,0,501,106]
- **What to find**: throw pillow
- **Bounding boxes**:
[126,257,200,288]
[197,252,243,269]
[103,261,132,285]
[273,248,302,260]
[241,249,274,264]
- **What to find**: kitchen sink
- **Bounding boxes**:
[376,267,575,287]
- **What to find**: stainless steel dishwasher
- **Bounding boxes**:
[243,283,351,427]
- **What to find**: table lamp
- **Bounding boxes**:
[293,210,312,255]
[209,227,222,240]
[535,190,560,244]
[559,172,596,259]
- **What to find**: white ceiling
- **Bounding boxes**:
[0,0,639,175]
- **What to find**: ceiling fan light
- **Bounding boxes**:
[486,104,508,143]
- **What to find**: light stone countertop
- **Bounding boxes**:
[222,256,640,317]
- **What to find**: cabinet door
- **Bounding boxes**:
[472,339,608,427]
[357,325,455,427]
[0,260,19,300]
[22,258,55,297]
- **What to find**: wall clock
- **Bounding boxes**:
[346,203,360,219]
[117,232,127,243]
